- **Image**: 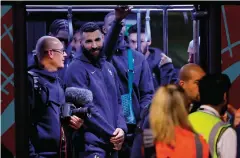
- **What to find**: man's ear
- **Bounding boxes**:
[101,33,105,41]
[48,50,54,59]
[102,26,107,34]
[179,80,184,87]
[223,92,228,103]
[147,40,152,46]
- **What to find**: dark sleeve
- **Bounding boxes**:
[29,140,41,158]
[28,75,39,158]
[64,65,115,138]
[102,20,123,61]
[159,63,178,86]
[139,59,155,119]
[113,68,128,133]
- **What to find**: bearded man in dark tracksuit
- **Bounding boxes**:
[64,22,127,158]
[28,36,82,158]
[102,7,154,158]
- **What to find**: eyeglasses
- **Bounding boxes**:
[47,49,66,55]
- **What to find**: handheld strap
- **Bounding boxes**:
[145,9,151,42]
[127,49,134,94]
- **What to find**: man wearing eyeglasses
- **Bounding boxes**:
[28,36,83,158]
[28,19,72,80]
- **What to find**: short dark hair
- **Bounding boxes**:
[104,11,115,24]
[49,19,69,36]
[79,22,101,36]
[199,73,231,106]
[73,20,82,34]
[128,24,145,35]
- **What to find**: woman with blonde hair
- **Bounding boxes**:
[150,84,209,158]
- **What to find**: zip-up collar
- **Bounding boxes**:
[77,54,106,69]
[115,39,130,55]
[198,105,221,118]
[29,67,59,82]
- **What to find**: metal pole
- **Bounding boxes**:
[208,4,221,74]
[13,3,29,158]
[26,8,194,12]
[163,7,168,55]
[137,10,141,52]
[193,20,200,64]
[26,5,194,9]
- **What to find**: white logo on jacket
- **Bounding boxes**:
[108,69,113,76]
[91,70,96,74]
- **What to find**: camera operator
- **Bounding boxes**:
[28,36,83,158]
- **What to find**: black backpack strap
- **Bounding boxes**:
[28,71,40,89]
[28,71,39,111]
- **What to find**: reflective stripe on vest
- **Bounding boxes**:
[209,121,228,156]
[194,133,203,158]
[189,111,231,158]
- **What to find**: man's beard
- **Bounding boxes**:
[81,46,103,62]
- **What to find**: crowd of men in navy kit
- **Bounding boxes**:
[27,5,240,158]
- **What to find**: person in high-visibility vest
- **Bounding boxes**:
[149,84,209,158]
[189,73,237,158]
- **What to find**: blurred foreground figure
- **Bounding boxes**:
[189,74,237,158]
[28,36,82,158]
[150,84,209,158]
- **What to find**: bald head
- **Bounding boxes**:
[34,35,66,71]
[179,63,206,103]
[103,11,126,36]
[35,36,63,60]
[179,63,205,81]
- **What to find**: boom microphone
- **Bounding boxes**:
[64,87,116,137]
[65,87,93,106]
[62,87,93,118]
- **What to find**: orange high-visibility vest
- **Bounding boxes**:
[155,127,209,158]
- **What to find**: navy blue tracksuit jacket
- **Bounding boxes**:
[103,20,154,125]
[64,55,127,154]
[147,47,178,90]
[108,47,154,123]
[28,66,65,158]
[103,20,154,158]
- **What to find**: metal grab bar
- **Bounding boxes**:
[163,8,168,55]
[26,5,194,12]
[26,5,194,9]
